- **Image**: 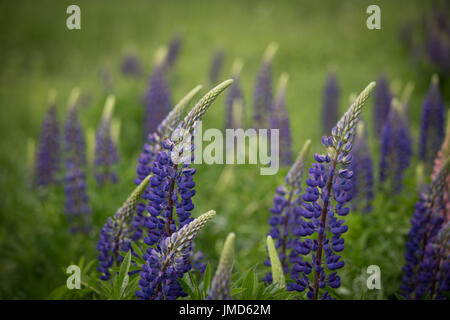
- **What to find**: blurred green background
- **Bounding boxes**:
[0,0,447,299]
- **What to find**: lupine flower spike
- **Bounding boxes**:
[373,74,392,137]
[136,210,216,300]
[270,73,293,166]
[164,34,182,71]
[209,49,225,85]
[379,99,413,193]
[419,75,445,173]
[63,88,91,233]
[225,59,245,129]
[400,158,450,299]
[322,72,340,135]
[94,95,119,186]
[265,139,311,282]
[144,47,172,136]
[27,138,35,187]
[253,42,277,129]
[97,175,151,280]
[121,51,142,77]
[288,82,376,300]
[207,232,235,300]
[350,121,374,213]
[35,91,60,188]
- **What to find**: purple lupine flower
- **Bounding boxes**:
[287,82,376,300]
[269,73,293,166]
[400,159,449,299]
[419,76,445,170]
[164,34,182,71]
[253,43,277,129]
[209,49,224,85]
[97,176,150,280]
[349,121,374,213]
[136,210,215,300]
[35,100,60,187]
[425,7,450,76]
[94,96,119,186]
[264,140,311,283]
[379,101,413,193]
[373,74,392,137]
[432,221,450,299]
[64,93,91,233]
[225,60,244,129]
[144,63,172,137]
[121,52,143,77]
[322,72,340,135]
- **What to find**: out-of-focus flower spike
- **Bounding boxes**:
[111,117,121,148]
[86,127,95,169]
[165,34,182,71]
[263,42,278,63]
[373,74,392,136]
[266,235,286,288]
[207,232,235,300]
[209,49,225,84]
[182,79,234,132]
[322,71,340,135]
[27,138,35,187]
[416,162,427,193]
[286,139,312,187]
[225,59,245,129]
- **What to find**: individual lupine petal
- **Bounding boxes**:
[94,95,119,186]
[253,42,277,129]
[373,74,392,137]
[209,49,225,84]
[207,232,235,300]
[419,75,445,171]
[35,92,60,187]
[97,176,151,280]
[322,72,340,135]
[225,59,245,129]
[144,51,172,136]
[136,210,215,300]
[270,73,293,166]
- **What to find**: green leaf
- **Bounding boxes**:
[231,287,246,296]
[118,251,132,298]
[241,269,256,299]
[266,235,285,288]
[202,263,212,297]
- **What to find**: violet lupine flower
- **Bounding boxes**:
[264,139,311,283]
[207,233,235,300]
[225,59,244,130]
[121,52,142,77]
[144,63,172,137]
[64,91,91,233]
[269,73,293,166]
[373,74,392,137]
[35,100,60,187]
[97,176,150,280]
[419,76,445,171]
[400,159,450,299]
[379,100,413,193]
[164,34,182,71]
[322,72,340,135]
[287,82,376,300]
[253,43,277,129]
[136,210,215,300]
[94,96,119,186]
[209,49,224,85]
[431,221,450,299]
[425,8,450,76]
[349,121,374,213]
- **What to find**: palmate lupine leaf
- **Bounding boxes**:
[207,232,235,300]
[266,235,285,288]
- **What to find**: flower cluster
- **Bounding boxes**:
[287,82,376,300]
[97,176,150,280]
[400,158,449,299]
[35,100,60,187]
[94,96,119,186]
[379,100,413,193]
[322,72,340,135]
[269,73,293,166]
[419,76,445,170]
[209,49,224,85]
[349,122,374,213]
[136,210,216,300]
[373,74,392,137]
[253,43,277,129]
[207,233,235,300]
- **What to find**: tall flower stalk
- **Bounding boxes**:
[400,158,450,299]
[225,59,245,129]
[63,88,91,233]
[209,49,225,85]
[322,72,340,135]
[270,73,293,166]
[253,43,277,129]
[35,91,60,187]
[419,75,445,173]
[373,74,392,137]
[94,95,119,186]
[288,82,376,300]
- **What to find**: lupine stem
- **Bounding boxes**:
[280,189,294,269]
[165,164,178,236]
